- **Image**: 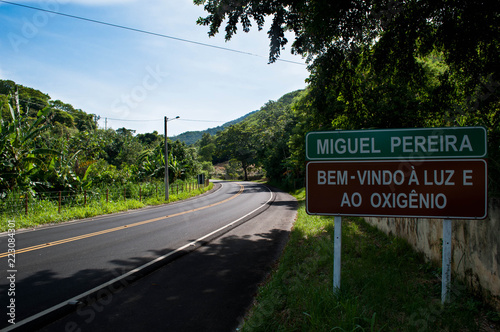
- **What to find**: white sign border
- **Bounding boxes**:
[306,127,488,161]
[306,159,488,220]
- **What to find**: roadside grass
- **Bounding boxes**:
[240,188,499,331]
[0,183,213,232]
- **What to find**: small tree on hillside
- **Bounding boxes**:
[215,123,257,181]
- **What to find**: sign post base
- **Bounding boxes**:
[442,219,452,303]
[333,216,342,291]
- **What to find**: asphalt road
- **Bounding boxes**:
[0,181,297,331]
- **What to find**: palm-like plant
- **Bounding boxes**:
[168,155,185,183]
[137,145,165,181]
[137,144,185,183]
[0,102,59,191]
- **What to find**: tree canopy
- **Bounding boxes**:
[2,0,499,193]
[195,1,499,190]
[195,0,499,126]
[195,0,498,73]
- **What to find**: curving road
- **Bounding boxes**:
[0,181,297,331]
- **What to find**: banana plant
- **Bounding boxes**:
[0,103,60,191]
[45,149,93,191]
[168,155,185,182]
[137,144,165,180]
[137,144,185,182]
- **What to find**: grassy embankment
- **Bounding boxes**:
[240,188,500,331]
[0,183,213,232]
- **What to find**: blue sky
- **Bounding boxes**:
[0,0,309,136]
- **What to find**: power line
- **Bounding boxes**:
[105,117,225,123]
[2,92,226,124]
[0,0,306,66]
[179,119,225,123]
[1,83,227,125]
[106,117,159,122]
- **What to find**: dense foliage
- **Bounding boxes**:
[1,1,499,195]
[0,80,208,194]
[196,0,500,193]
[172,111,257,145]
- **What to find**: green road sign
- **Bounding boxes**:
[306,127,487,161]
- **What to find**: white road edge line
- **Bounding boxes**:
[4,183,272,331]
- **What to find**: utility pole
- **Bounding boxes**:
[164,116,179,201]
[164,116,169,201]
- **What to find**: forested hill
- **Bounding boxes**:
[172,111,258,145]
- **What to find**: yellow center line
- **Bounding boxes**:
[0,184,244,258]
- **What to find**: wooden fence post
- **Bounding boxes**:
[84,190,87,207]
[58,191,62,214]
[106,188,109,204]
[139,186,142,202]
[124,188,126,201]
[25,194,28,215]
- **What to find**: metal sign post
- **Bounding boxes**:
[333,216,342,291]
[442,219,452,303]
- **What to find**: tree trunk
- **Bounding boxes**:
[243,165,248,181]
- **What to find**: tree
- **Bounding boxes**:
[137,131,162,147]
[215,123,257,181]
[137,143,165,181]
[248,91,302,183]
[195,0,498,71]
[197,133,216,162]
[195,0,499,124]
[51,100,98,132]
[170,140,202,180]
[52,109,76,128]
[112,128,143,167]
[0,105,59,191]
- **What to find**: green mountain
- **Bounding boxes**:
[172,111,258,145]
